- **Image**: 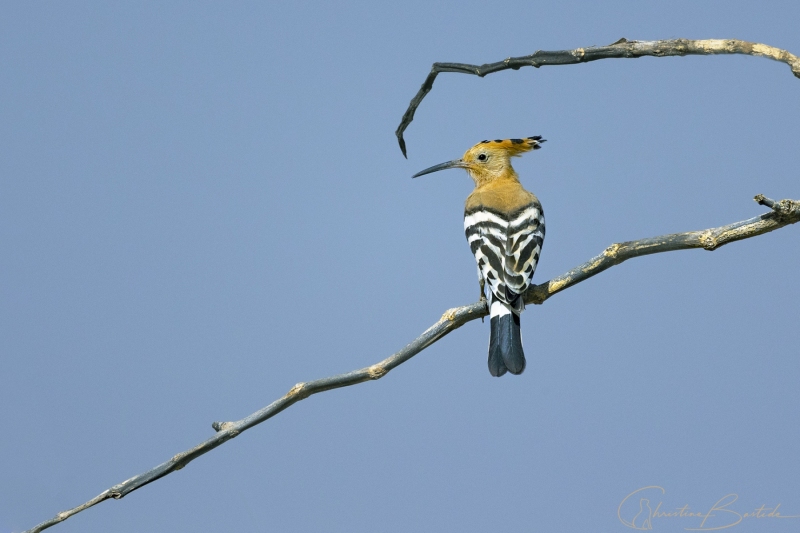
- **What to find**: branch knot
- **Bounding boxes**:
[774,199,800,223]
[212,421,237,432]
[603,243,621,261]
[367,364,388,379]
[287,382,308,399]
[440,308,458,322]
[700,230,719,250]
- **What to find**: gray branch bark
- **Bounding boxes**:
[23,195,800,533]
[395,38,800,157]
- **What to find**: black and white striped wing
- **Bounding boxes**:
[464,203,545,311]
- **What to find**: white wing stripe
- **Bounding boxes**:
[464,210,508,228]
[509,207,540,227]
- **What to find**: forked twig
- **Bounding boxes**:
[23,195,800,533]
[395,38,800,157]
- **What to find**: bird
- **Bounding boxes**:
[412,137,546,376]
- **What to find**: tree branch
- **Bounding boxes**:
[525,195,800,305]
[395,38,800,157]
[22,195,800,533]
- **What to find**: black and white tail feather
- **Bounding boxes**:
[488,294,525,377]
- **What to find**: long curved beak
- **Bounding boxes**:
[411,159,468,178]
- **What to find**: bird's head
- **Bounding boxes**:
[412,137,545,186]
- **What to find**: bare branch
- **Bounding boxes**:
[395,38,800,157]
[23,196,800,533]
[525,195,800,304]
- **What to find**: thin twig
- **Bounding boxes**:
[395,38,800,157]
[23,195,800,533]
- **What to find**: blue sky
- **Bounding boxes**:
[2,2,799,532]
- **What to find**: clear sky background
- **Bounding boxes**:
[2,2,799,532]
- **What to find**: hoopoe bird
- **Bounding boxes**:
[413,137,546,377]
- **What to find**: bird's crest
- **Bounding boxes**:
[474,136,544,157]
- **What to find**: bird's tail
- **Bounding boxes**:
[487,294,526,377]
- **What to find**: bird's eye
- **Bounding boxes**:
[477,154,487,161]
